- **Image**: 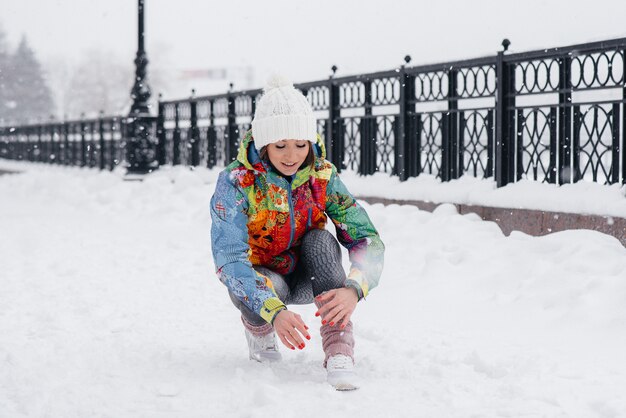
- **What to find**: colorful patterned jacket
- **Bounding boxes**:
[210,130,385,324]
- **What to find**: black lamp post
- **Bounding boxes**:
[126,0,157,175]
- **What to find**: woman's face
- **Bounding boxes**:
[265,139,310,176]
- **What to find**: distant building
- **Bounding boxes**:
[169,66,255,98]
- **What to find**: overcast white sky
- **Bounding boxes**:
[2,0,626,99]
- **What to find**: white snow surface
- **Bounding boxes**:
[3,159,626,219]
[1,162,626,417]
[339,171,626,219]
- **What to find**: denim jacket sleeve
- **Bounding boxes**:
[210,170,286,323]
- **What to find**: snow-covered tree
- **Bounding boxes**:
[8,36,55,124]
[0,24,12,125]
[51,46,172,120]
[62,49,131,119]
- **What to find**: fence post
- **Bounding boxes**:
[516,109,524,180]
[190,90,200,167]
[12,128,18,160]
[172,103,181,165]
[110,118,118,170]
[572,106,581,182]
[69,123,75,165]
[51,121,58,164]
[406,67,419,178]
[74,123,81,166]
[4,129,9,160]
[0,128,5,159]
[99,112,106,170]
[225,84,239,164]
[443,67,459,181]
[359,79,375,175]
[51,118,59,165]
[15,128,21,160]
[36,124,43,163]
[207,100,217,168]
[458,110,466,177]
[8,128,13,159]
[396,56,415,181]
[622,48,626,185]
[44,124,49,164]
[495,40,515,187]
[548,107,557,183]
[17,128,22,160]
[80,114,87,167]
[327,66,343,171]
[558,54,572,184]
[23,127,28,161]
[5,129,9,159]
[16,128,21,160]
[15,127,22,161]
[486,109,494,177]
[29,126,34,162]
[8,128,14,160]
[89,120,96,168]
[611,103,620,184]
[44,123,51,163]
[156,94,166,166]
[63,121,69,166]
[45,123,51,163]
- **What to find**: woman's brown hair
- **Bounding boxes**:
[260,142,316,170]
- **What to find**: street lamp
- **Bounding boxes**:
[126,0,157,175]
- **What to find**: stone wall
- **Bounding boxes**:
[358,196,626,248]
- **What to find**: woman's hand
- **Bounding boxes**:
[273,310,311,350]
[314,287,359,329]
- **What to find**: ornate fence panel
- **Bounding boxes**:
[2,37,625,189]
[504,39,626,186]
[405,58,498,182]
[0,117,126,170]
[158,88,262,168]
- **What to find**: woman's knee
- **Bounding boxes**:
[302,229,339,250]
[301,230,343,267]
[301,229,346,294]
[255,266,289,301]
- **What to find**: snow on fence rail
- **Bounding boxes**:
[1,37,626,189]
[0,116,126,171]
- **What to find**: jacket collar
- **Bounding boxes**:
[236,130,327,189]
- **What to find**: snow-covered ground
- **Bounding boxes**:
[1,162,626,417]
[340,171,626,219]
[3,159,626,219]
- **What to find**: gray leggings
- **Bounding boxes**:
[229,229,346,326]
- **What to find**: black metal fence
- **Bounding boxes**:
[2,37,626,188]
[0,116,126,170]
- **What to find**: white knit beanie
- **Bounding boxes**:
[251,75,317,151]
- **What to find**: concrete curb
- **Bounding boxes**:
[0,169,21,175]
[357,196,626,248]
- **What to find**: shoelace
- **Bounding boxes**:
[328,355,353,370]
[259,333,278,351]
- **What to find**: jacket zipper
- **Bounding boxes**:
[286,184,296,249]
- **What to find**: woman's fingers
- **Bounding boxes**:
[276,312,310,350]
[339,312,352,328]
[322,304,345,326]
[314,291,338,318]
[316,288,358,326]
[315,290,335,302]
[277,332,296,350]
[287,314,308,349]
[286,327,305,349]
[293,315,311,341]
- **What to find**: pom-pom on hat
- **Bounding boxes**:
[251,75,317,150]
